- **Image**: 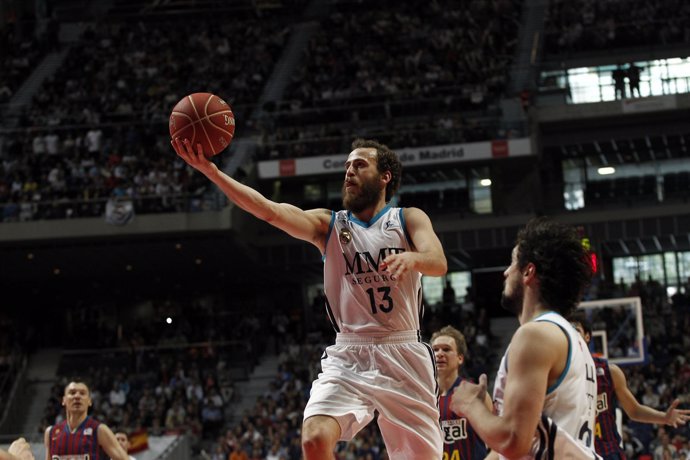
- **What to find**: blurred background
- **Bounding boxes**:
[0,0,689,458]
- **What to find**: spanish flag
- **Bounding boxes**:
[128,429,149,454]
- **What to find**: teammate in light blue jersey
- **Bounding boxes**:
[452,218,599,459]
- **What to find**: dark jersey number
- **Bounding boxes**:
[366,287,394,314]
[578,420,593,446]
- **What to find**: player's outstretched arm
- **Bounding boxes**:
[383,207,447,278]
[611,364,690,427]
[172,138,332,251]
[97,425,130,460]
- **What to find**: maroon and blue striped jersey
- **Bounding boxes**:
[593,356,626,459]
[439,376,488,460]
[48,416,110,460]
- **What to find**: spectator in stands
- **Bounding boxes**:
[174,136,447,459]
[613,65,627,99]
[622,427,646,459]
[654,431,678,459]
[44,380,130,460]
[628,62,643,97]
[442,280,456,307]
[229,442,249,460]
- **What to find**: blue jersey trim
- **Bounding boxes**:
[538,319,572,394]
[348,205,391,228]
[322,211,336,262]
[399,208,413,246]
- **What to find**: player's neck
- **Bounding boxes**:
[350,201,387,223]
[518,289,548,324]
[437,371,459,395]
[520,307,551,324]
[66,412,88,432]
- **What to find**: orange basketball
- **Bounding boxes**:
[169,93,235,157]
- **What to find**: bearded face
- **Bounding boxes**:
[342,172,383,213]
[501,246,525,315]
[500,276,524,315]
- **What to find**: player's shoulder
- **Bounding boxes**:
[306,207,333,219]
[401,206,432,224]
[513,320,568,350]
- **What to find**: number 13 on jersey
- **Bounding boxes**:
[366,287,394,314]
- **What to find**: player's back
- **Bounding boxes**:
[537,311,597,447]
[48,416,109,460]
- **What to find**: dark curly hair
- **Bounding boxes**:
[516,217,593,316]
[351,138,402,202]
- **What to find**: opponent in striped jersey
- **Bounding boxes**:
[174,137,447,459]
[451,218,599,459]
[591,355,624,459]
[432,326,489,460]
[570,313,690,460]
[44,380,130,460]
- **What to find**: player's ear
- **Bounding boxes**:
[381,170,391,184]
[523,263,537,280]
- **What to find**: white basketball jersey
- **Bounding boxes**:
[493,311,598,458]
[322,207,423,334]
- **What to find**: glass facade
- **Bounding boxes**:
[613,252,690,290]
[540,57,690,104]
[423,271,471,306]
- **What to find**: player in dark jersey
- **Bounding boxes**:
[43,380,130,460]
[570,312,690,460]
[1,437,34,460]
[432,325,491,460]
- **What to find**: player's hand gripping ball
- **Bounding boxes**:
[169,93,235,157]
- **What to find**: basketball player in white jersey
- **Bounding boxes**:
[173,137,446,459]
[452,217,599,459]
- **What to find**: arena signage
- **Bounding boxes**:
[257,138,532,178]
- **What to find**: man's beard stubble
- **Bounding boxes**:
[342,177,382,213]
[500,281,524,315]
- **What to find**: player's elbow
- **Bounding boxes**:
[495,433,533,459]
[431,255,448,276]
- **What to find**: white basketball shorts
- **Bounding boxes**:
[303,331,443,459]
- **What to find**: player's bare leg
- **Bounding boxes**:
[302,415,341,460]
